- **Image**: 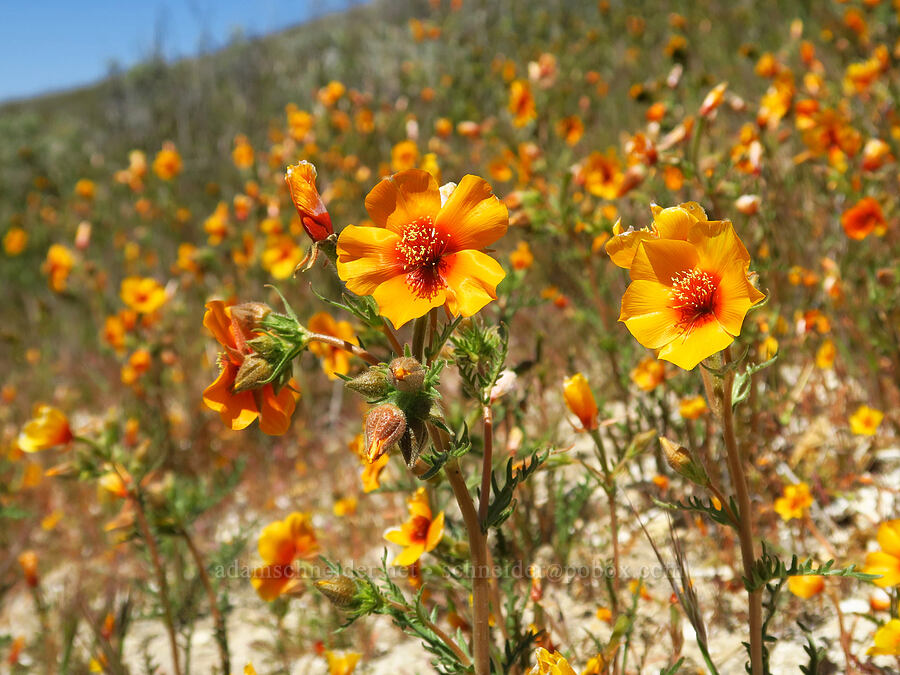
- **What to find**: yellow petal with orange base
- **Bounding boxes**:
[364,170,440,233]
[443,250,505,317]
[335,225,402,295]
[372,274,446,329]
[435,175,508,252]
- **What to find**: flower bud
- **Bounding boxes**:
[315,576,361,610]
[233,354,275,393]
[699,82,728,117]
[389,357,425,394]
[660,437,709,487]
[563,373,599,431]
[345,369,391,399]
[364,404,407,463]
[285,161,333,242]
[735,194,761,215]
[230,302,272,335]
[18,550,39,587]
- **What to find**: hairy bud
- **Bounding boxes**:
[364,404,407,463]
[315,576,360,609]
[233,354,275,393]
[389,357,426,394]
[346,369,391,399]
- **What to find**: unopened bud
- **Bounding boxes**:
[315,576,361,609]
[660,437,709,487]
[233,354,274,393]
[364,404,407,463]
[285,161,333,242]
[389,357,425,393]
[346,369,391,399]
[230,302,272,334]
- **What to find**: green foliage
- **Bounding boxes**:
[419,424,472,480]
[744,545,878,593]
[552,476,593,562]
[482,450,548,532]
[653,495,738,529]
[451,320,508,403]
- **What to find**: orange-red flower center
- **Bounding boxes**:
[670,269,720,327]
[396,216,450,300]
[409,515,431,543]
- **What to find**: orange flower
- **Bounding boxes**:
[308,312,357,379]
[864,520,900,588]
[618,219,765,370]
[563,373,598,431]
[120,277,168,314]
[773,483,813,522]
[3,226,27,256]
[577,150,624,200]
[121,348,152,384]
[510,241,534,270]
[787,575,824,599]
[74,178,96,200]
[152,142,182,180]
[251,512,318,601]
[202,301,297,435]
[18,405,72,452]
[336,170,507,329]
[43,244,74,292]
[555,115,584,146]
[285,161,333,242]
[18,551,39,587]
[509,79,537,127]
[679,395,708,419]
[384,487,445,566]
[232,134,254,169]
[261,235,305,280]
[841,197,886,241]
[630,356,666,392]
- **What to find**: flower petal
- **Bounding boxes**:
[204,301,235,349]
[392,542,426,567]
[630,239,699,285]
[202,365,259,430]
[605,230,655,269]
[620,280,683,349]
[441,250,505,317]
[372,274,445,329]
[864,551,900,587]
[336,225,403,295]
[878,520,900,558]
[653,205,700,239]
[258,384,297,436]
[425,512,445,552]
[689,220,751,271]
[713,260,757,336]
[657,318,735,370]
[434,175,508,252]
[385,527,412,546]
[364,169,440,233]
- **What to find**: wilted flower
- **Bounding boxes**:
[384,487,445,566]
[364,404,407,463]
[336,169,507,329]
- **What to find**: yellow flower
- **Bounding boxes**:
[333,496,357,517]
[618,218,765,370]
[336,170,507,329]
[563,373,599,431]
[18,405,73,452]
[308,312,358,379]
[850,405,883,436]
[528,647,577,675]
[121,348,152,385]
[232,134,255,169]
[120,277,167,314]
[815,339,836,369]
[384,487,445,566]
[152,142,183,180]
[325,651,361,675]
[868,619,900,656]
[251,512,319,601]
[3,227,27,256]
[774,483,813,522]
[261,235,305,280]
[863,520,900,588]
[577,150,624,200]
[630,356,666,392]
[606,201,709,270]
[679,395,708,419]
[74,178,96,200]
[787,575,824,599]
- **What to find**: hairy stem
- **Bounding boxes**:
[385,599,472,667]
[307,332,379,365]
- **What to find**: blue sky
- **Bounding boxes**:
[1,0,363,103]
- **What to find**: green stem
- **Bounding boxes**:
[589,428,620,607]
[307,333,379,365]
[411,314,429,362]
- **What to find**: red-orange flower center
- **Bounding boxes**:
[396,216,450,299]
[670,269,720,327]
[410,515,431,543]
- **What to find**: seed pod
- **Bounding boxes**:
[315,576,361,610]
[389,357,425,394]
[233,354,274,393]
[364,404,407,463]
[346,369,391,399]
[230,302,272,334]
[660,437,709,487]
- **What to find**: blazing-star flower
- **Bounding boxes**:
[384,487,445,566]
[18,551,39,588]
[44,244,74,292]
[774,483,813,521]
[3,226,27,256]
[202,301,297,435]
[563,373,599,431]
[527,648,577,675]
[120,277,167,314]
[152,142,182,181]
[509,79,537,127]
[679,395,708,419]
[618,218,765,370]
[863,520,900,588]
[630,356,666,392]
[251,512,318,601]
[261,235,305,280]
[868,619,900,656]
[18,405,72,452]
[577,150,624,200]
[308,312,357,379]
[336,169,507,329]
[787,574,824,599]
[850,405,884,436]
